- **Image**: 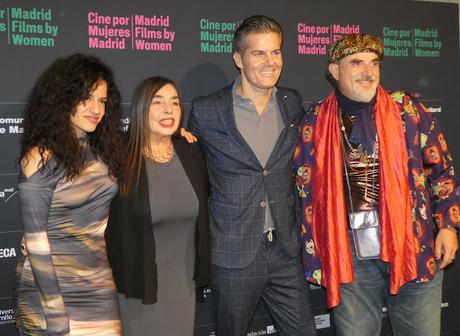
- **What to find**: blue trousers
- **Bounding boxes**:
[333,237,443,336]
[211,234,317,336]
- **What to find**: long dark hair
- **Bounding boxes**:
[20,53,125,181]
[122,76,184,195]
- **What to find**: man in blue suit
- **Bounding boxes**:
[188,15,316,336]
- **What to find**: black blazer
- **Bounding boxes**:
[105,138,210,304]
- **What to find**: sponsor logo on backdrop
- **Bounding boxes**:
[0,308,14,325]
[427,106,441,113]
[120,117,130,132]
[200,18,241,53]
[314,313,331,329]
[296,22,442,58]
[87,12,175,51]
[0,7,59,47]
[382,27,441,57]
[266,325,276,334]
[0,117,23,135]
[409,93,443,114]
[0,9,5,32]
[297,23,361,55]
[0,185,17,202]
[246,325,277,336]
[0,248,16,258]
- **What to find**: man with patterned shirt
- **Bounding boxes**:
[293,33,459,335]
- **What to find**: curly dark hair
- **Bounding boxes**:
[20,53,125,181]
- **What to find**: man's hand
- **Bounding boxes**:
[435,227,458,269]
[181,127,197,143]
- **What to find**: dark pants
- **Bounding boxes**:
[211,234,317,336]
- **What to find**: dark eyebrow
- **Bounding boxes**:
[153,95,180,100]
[349,57,380,63]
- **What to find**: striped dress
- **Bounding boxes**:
[15,146,121,336]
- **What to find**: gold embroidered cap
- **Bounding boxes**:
[328,34,383,63]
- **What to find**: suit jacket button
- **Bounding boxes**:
[262,169,270,176]
[260,201,266,208]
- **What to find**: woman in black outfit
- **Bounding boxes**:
[105,76,210,335]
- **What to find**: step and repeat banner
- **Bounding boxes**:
[0,0,459,335]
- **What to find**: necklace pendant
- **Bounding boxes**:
[349,150,361,160]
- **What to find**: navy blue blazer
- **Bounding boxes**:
[188,84,304,269]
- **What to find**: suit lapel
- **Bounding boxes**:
[266,89,294,167]
[277,90,291,126]
[217,86,261,168]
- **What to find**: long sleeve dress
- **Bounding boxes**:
[15,146,121,336]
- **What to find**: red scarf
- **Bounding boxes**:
[313,86,417,308]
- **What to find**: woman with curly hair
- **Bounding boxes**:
[15,54,124,335]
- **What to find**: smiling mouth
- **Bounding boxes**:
[159,118,175,127]
[85,116,100,124]
[357,79,376,86]
[260,68,279,74]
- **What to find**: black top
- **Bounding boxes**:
[105,137,210,304]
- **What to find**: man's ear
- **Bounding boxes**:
[233,52,243,69]
[328,63,339,81]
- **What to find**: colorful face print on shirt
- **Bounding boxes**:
[305,239,315,255]
[433,212,444,228]
[305,205,313,224]
[425,145,441,165]
[438,178,456,200]
[426,257,437,276]
[438,133,448,152]
[415,221,424,239]
[412,168,426,190]
[302,124,313,143]
[293,144,301,161]
[312,269,322,285]
[449,205,460,223]
[404,97,420,124]
[298,165,312,186]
